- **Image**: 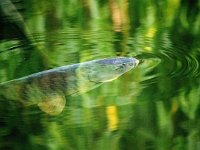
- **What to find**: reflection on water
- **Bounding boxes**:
[0,0,200,149]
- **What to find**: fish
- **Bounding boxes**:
[0,57,139,115]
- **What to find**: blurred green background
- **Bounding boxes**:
[0,0,200,149]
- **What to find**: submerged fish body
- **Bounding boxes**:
[0,57,139,115]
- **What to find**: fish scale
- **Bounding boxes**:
[0,57,139,115]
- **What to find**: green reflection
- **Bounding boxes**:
[0,0,200,149]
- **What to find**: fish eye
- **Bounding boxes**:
[115,63,126,71]
[122,63,126,67]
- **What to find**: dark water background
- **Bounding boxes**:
[0,0,200,149]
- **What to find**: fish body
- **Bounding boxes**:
[0,57,139,115]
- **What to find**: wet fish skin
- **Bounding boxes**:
[0,64,83,103]
[0,57,139,115]
[0,64,91,115]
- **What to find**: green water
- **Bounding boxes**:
[0,0,200,150]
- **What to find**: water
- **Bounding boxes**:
[0,0,200,150]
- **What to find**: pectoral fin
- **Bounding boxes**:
[37,94,66,116]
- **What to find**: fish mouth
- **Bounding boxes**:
[135,59,139,66]
[125,58,139,68]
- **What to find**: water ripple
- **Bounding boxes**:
[135,47,200,86]
[159,48,200,78]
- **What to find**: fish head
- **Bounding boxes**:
[81,57,139,83]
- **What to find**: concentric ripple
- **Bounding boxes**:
[159,48,200,78]
[135,46,200,85]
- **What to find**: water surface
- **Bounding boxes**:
[0,0,200,149]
